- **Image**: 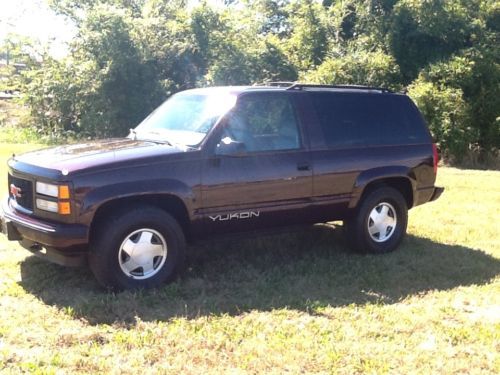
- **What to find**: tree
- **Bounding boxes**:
[15,0,499,164]
[408,78,472,162]
[23,4,165,138]
[0,34,40,92]
[285,0,327,71]
[389,0,473,82]
[303,49,401,90]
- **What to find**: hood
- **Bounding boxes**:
[11,138,184,175]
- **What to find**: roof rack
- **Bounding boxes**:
[252,82,393,93]
[253,81,296,87]
[286,83,393,93]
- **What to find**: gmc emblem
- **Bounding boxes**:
[10,184,22,198]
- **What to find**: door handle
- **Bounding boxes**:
[297,162,310,171]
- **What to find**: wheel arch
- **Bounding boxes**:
[350,167,416,210]
[89,194,191,244]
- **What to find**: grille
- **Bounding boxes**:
[8,174,34,211]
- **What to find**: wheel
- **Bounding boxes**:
[344,186,408,254]
[89,206,186,291]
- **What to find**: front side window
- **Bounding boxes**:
[220,93,300,153]
[134,91,237,147]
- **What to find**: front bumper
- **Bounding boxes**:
[1,197,88,266]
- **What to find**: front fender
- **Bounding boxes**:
[348,166,416,208]
[79,178,194,219]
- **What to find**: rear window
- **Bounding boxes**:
[311,92,430,148]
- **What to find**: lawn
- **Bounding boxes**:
[0,142,499,374]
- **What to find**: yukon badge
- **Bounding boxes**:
[209,211,260,222]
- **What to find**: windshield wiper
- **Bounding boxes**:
[132,129,173,146]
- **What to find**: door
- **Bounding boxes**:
[199,92,312,234]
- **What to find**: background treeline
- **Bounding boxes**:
[3,0,500,164]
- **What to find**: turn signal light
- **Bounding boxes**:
[59,185,70,199]
[58,202,71,215]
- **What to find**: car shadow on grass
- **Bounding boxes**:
[18,224,500,325]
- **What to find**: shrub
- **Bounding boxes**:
[408,78,474,162]
[303,50,402,90]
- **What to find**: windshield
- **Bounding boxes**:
[133,91,237,147]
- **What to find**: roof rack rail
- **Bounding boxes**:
[286,83,393,93]
[253,81,297,87]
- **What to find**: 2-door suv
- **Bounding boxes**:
[1,83,443,290]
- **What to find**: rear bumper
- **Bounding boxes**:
[414,185,444,206]
[430,186,444,202]
[1,197,88,266]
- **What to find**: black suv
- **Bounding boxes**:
[1,83,443,290]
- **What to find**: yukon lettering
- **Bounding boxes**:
[209,211,260,222]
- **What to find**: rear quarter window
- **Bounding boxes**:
[311,92,430,148]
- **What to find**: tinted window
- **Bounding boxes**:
[222,93,300,152]
[311,92,429,148]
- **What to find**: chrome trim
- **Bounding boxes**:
[3,211,56,233]
[11,199,33,215]
[2,200,56,233]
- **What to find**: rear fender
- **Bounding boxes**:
[349,166,416,209]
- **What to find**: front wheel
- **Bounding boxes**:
[344,187,408,254]
[89,206,185,291]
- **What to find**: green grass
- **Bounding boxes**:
[0,142,499,374]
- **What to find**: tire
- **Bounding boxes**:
[344,186,408,254]
[88,206,186,291]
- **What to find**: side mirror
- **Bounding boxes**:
[216,137,246,156]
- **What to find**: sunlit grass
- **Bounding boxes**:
[0,143,499,373]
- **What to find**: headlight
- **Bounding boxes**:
[36,182,70,199]
[36,182,59,197]
[35,182,71,214]
[36,198,59,213]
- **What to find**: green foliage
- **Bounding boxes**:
[408,78,472,161]
[285,0,327,71]
[22,57,79,140]
[303,49,401,89]
[22,4,165,138]
[0,64,16,92]
[10,0,499,164]
[422,51,500,155]
[389,0,473,82]
[0,34,40,92]
[76,5,165,136]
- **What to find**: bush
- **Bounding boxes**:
[408,78,474,162]
[303,50,402,90]
[417,52,500,161]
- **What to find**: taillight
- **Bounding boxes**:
[432,143,439,174]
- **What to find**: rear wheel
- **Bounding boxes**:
[89,206,185,291]
[344,187,408,254]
